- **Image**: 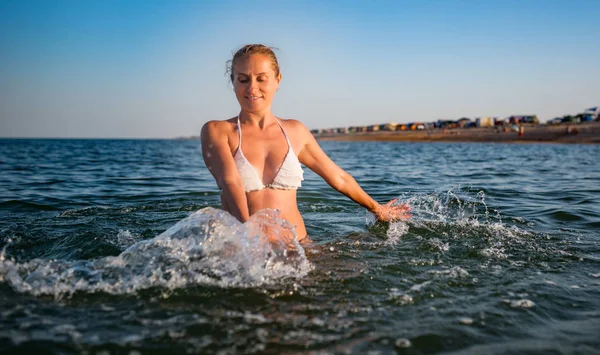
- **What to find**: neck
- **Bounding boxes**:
[238,110,276,129]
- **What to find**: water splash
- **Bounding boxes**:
[360,186,571,285]
[0,208,312,299]
[365,186,493,244]
[402,186,493,226]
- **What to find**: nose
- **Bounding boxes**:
[247,78,259,93]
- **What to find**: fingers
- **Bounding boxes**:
[376,200,412,221]
[386,198,399,206]
[385,199,411,210]
[388,204,410,212]
[392,205,410,212]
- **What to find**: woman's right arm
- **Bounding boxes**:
[201,121,250,222]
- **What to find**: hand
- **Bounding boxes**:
[373,199,411,222]
[263,224,298,250]
[245,209,300,250]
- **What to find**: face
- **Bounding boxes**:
[232,54,281,114]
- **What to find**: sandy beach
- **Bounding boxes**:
[316,122,600,144]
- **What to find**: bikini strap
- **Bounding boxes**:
[236,116,242,146]
[274,118,292,147]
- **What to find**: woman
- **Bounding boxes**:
[201,44,410,243]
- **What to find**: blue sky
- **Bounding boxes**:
[1,0,599,138]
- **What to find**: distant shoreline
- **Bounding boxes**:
[3,122,597,143]
[316,122,600,144]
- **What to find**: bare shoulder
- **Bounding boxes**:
[278,118,311,136]
[201,117,236,140]
[202,117,236,131]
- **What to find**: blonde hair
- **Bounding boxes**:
[226,44,280,82]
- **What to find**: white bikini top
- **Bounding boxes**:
[234,117,304,192]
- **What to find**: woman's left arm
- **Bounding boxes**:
[294,122,410,221]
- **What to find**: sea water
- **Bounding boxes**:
[0,139,599,354]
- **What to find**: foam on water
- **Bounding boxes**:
[0,208,312,298]
[366,186,532,249]
[360,186,575,303]
[385,221,410,245]
[400,187,493,226]
[113,230,139,249]
[506,299,536,308]
[398,187,549,260]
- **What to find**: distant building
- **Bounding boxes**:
[408,122,425,130]
[494,117,506,126]
[457,117,472,128]
[476,117,494,127]
[508,115,539,124]
[560,115,579,124]
[367,125,380,132]
[584,107,599,120]
[547,117,563,125]
[437,120,458,129]
[382,123,398,131]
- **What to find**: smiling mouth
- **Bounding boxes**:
[247,95,263,101]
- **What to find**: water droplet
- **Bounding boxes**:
[458,317,474,325]
[510,299,535,308]
[395,338,412,348]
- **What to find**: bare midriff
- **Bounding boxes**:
[246,188,307,241]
